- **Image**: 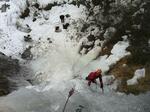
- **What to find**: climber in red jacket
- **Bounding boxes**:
[86,69,104,92]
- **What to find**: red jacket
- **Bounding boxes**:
[87,72,103,89]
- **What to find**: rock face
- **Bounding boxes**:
[63,23,69,29]
[0,52,20,96]
[21,46,33,60]
[60,15,65,23]
[0,3,10,12]
[20,8,30,19]
[24,35,32,42]
[16,22,32,33]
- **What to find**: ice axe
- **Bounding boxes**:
[62,88,75,112]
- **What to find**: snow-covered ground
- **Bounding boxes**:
[0,0,150,112]
[127,68,145,85]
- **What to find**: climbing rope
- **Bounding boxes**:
[62,88,75,112]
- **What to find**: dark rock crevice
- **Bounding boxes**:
[0,52,34,96]
[0,53,20,96]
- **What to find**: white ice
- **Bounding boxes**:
[127,68,146,85]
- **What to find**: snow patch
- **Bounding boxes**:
[127,68,146,85]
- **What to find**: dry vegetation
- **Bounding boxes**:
[108,56,150,95]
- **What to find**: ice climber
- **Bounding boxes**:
[86,69,104,92]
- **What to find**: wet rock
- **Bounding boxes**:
[92,0,102,6]
[16,22,32,33]
[33,11,39,17]
[32,3,40,9]
[63,23,69,29]
[60,15,65,23]
[65,14,71,18]
[70,1,77,6]
[44,3,53,10]
[32,11,40,22]
[0,52,20,96]
[87,34,95,41]
[79,37,95,54]
[103,27,117,40]
[21,46,33,60]
[43,2,59,11]
[32,18,37,22]
[82,42,94,49]
[81,24,90,32]
[24,35,32,42]
[75,105,85,112]
[20,8,30,19]
[47,38,52,43]
[0,3,10,12]
[55,26,61,32]
[0,52,5,56]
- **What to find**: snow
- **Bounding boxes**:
[107,40,130,65]
[0,0,150,112]
[0,0,87,58]
[81,39,130,76]
[127,68,146,85]
[22,4,88,82]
